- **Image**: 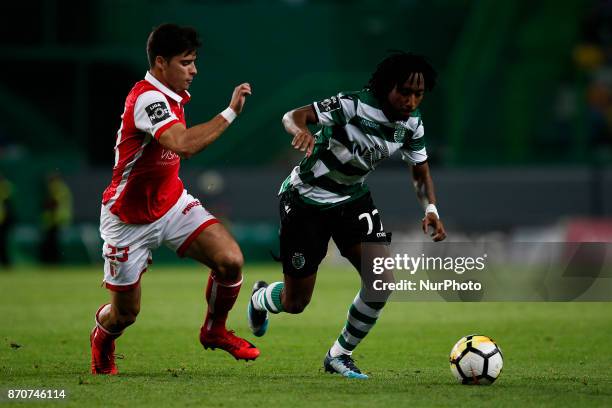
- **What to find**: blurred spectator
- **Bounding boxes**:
[39,172,72,264]
[0,174,14,268]
[574,1,612,156]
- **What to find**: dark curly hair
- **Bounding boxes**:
[367,52,437,102]
[147,23,202,68]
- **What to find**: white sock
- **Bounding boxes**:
[329,341,352,358]
[251,282,284,313]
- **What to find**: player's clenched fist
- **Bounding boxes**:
[229,83,252,115]
[291,130,315,157]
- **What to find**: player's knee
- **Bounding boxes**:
[117,313,137,328]
[116,311,138,328]
[112,305,139,329]
[214,251,244,281]
[283,298,310,314]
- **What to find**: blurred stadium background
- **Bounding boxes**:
[1,0,611,266]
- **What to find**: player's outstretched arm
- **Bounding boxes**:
[412,162,447,242]
[158,83,252,159]
[282,105,318,157]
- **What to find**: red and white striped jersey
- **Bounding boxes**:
[102,72,190,224]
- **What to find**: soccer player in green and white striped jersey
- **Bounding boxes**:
[248,52,447,379]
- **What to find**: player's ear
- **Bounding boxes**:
[155,55,168,70]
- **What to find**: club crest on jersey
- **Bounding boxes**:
[145,102,171,125]
[316,96,341,113]
[292,252,306,270]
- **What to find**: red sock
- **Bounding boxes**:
[203,273,242,334]
[93,303,122,345]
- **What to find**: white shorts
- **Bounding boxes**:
[99,190,218,291]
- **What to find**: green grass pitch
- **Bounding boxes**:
[1,264,611,407]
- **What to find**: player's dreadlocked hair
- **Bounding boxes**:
[147,23,202,68]
[367,52,437,102]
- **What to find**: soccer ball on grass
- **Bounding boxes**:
[449,334,503,385]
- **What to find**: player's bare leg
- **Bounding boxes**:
[184,222,259,361]
[91,285,141,374]
[281,273,317,313]
[248,267,317,336]
[248,262,318,338]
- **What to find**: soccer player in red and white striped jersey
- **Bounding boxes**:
[91,23,258,375]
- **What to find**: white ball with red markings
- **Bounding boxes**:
[449,334,503,385]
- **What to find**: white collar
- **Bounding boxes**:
[144,71,189,103]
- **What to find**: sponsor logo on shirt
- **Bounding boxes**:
[394,125,408,143]
[161,149,180,161]
[316,96,341,113]
[145,101,171,125]
[357,117,381,130]
[352,143,390,167]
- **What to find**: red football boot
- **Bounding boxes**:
[90,326,118,375]
[199,327,260,361]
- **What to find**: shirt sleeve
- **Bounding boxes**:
[312,93,356,126]
[133,90,180,139]
[400,117,428,164]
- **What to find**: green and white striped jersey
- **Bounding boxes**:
[279,89,427,208]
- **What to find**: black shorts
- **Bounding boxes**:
[279,190,391,277]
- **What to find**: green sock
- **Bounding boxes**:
[330,290,385,357]
[252,282,284,313]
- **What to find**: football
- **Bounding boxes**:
[449,334,504,385]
